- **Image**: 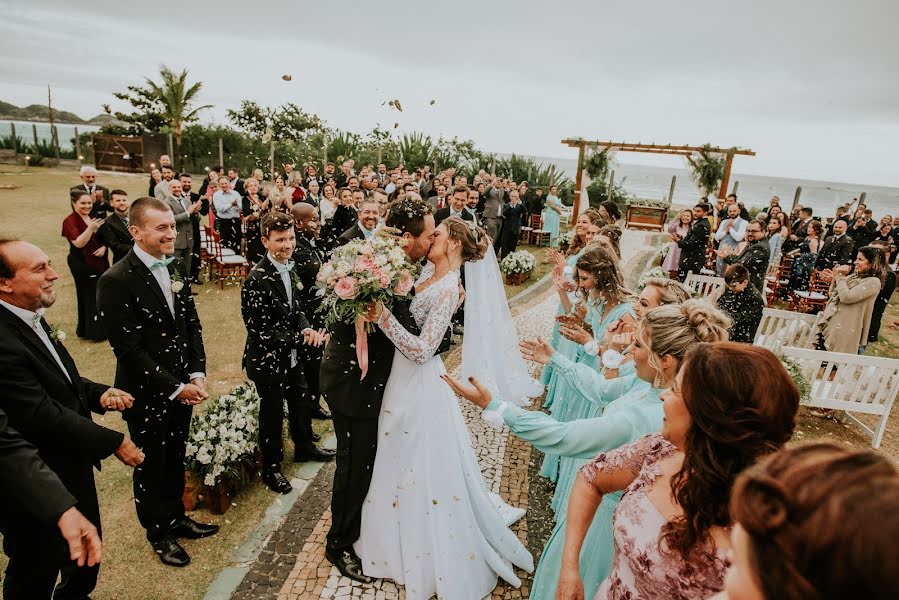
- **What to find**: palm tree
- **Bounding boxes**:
[146,66,212,167]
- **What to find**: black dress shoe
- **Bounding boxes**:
[172,516,220,539]
[261,469,293,494]
[325,548,372,584]
[312,406,332,419]
[294,446,336,463]
[150,537,191,567]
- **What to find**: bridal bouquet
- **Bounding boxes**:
[316,236,418,379]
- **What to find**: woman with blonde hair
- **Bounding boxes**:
[267,174,292,213]
[446,298,729,599]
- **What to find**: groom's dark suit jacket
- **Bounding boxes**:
[0,305,123,529]
[320,283,453,420]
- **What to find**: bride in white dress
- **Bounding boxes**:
[354,217,534,599]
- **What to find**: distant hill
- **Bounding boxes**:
[0,99,111,125]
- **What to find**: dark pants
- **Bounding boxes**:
[218,218,242,253]
[128,403,192,541]
[68,256,106,341]
[326,414,378,553]
[2,476,101,600]
[253,365,312,469]
[500,229,519,258]
[300,344,323,408]
[677,260,702,282]
[190,221,202,282]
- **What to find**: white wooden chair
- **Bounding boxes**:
[754,308,822,351]
[684,271,726,300]
[780,346,899,448]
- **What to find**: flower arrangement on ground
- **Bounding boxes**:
[316,235,419,378]
[557,231,574,246]
[500,250,537,276]
[636,266,669,291]
[185,382,260,487]
[777,355,812,405]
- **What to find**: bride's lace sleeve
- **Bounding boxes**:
[379,279,457,365]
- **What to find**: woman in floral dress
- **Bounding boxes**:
[558,342,799,599]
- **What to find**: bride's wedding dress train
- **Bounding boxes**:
[354,268,533,600]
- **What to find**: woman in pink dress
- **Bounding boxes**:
[663,210,693,278]
[557,342,799,600]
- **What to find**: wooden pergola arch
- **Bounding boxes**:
[562,139,756,215]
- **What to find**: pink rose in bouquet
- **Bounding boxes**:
[393,271,414,296]
[333,276,358,300]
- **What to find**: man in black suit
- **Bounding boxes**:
[0,239,143,599]
[241,213,333,495]
[96,189,133,263]
[499,189,528,258]
[337,198,380,246]
[227,166,245,196]
[675,203,712,281]
[291,203,331,422]
[434,186,475,227]
[179,173,208,284]
[720,219,771,294]
[70,166,110,218]
[0,407,104,573]
[320,197,452,583]
[815,218,855,271]
[97,197,219,568]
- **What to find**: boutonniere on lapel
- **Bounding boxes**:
[49,322,67,343]
[290,270,303,291]
[170,269,185,294]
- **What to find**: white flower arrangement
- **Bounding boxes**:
[557,231,574,246]
[185,382,261,487]
[636,266,670,291]
[499,250,537,275]
[49,323,67,343]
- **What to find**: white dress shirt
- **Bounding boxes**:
[0,299,71,382]
[133,244,205,398]
[212,190,242,219]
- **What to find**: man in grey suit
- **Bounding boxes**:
[483,181,507,244]
[163,179,202,275]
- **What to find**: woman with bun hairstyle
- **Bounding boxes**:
[356,215,534,599]
[445,299,730,600]
[713,442,899,600]
[557,343,799,599]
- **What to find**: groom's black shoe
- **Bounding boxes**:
[150,536,191,567]
[294,446,336,463]
[312,406,332,419]
[325,548,372,584]
[172,516,220,539]
[261,469,293,494]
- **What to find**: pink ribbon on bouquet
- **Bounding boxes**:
[355,315,369,381]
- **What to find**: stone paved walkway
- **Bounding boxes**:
[226,231,654,600]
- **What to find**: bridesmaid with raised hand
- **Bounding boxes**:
[445,297,727,600]
[557,343,798,600]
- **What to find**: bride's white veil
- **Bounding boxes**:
[462,242,544,406]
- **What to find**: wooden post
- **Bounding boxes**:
[269,141,275,179]
[74,127,81,162]
[9,122,17,157]
[322,136,328,168]
[218,137,224,167]
[52,126,60,160]
[732,180,739,195]
[490,156,496,176]
[792,186,802,211]
[718,149,735,200]
[859,192,867,206]
[167,134,174,164]
[607,169,615,203]
[572,143,586,216]
[377,146,382,164]
[32,124,39,154]
[668,175,676,204]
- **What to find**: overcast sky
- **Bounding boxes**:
[1,0,897,186]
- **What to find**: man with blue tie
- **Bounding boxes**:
[336,199,380,245]
[241,213,332,494]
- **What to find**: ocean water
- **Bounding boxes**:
[539,156,899,219]
[0,119,100,151]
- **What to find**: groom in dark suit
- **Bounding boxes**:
[96,189,133,263]
[0,239,143,599]
[320,197,452,582]
[97,197,219,568]
[241,212,333,495]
